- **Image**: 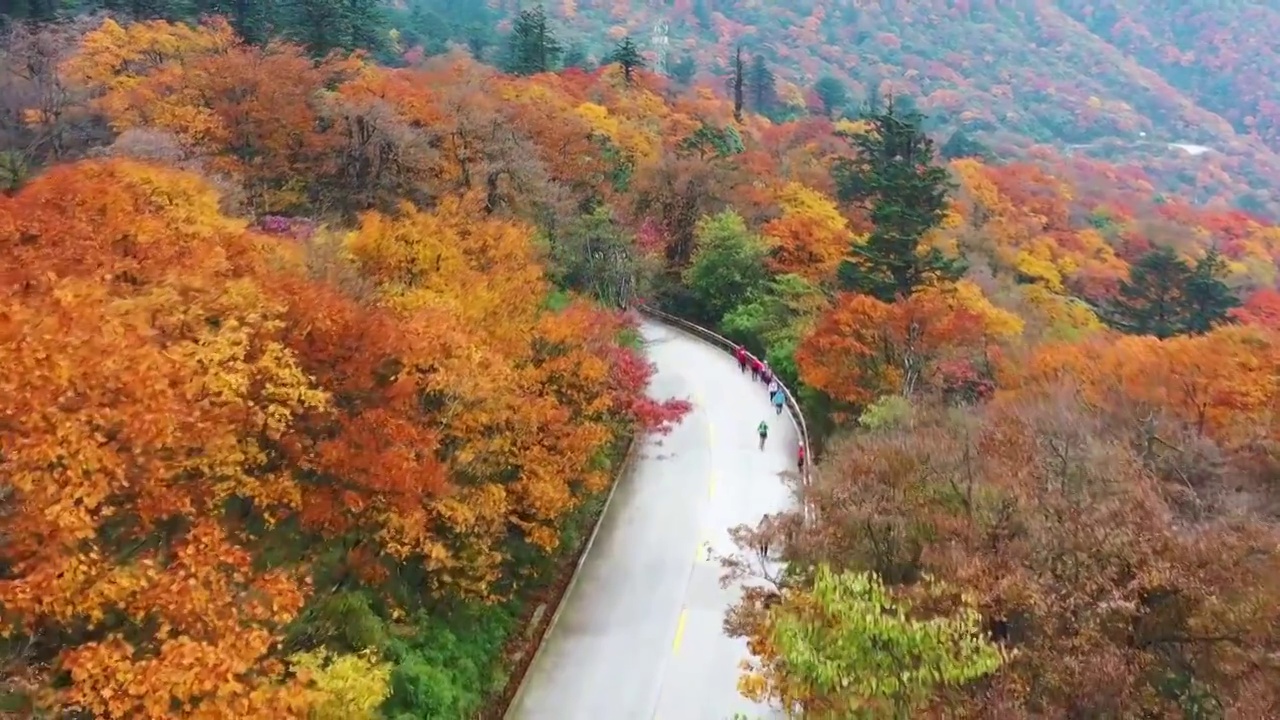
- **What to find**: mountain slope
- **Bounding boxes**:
[475,0,1280,218]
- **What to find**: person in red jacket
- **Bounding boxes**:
[734,345,748,373]
[797,442,806,472]
[750,356,763,381]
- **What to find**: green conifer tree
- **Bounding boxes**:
[832,98,966,301]
[1107,245,1238,338]
[745,53,776,114]
[608,35,644,84]
[505,4,561,75]
[813,76,848,118]
[1184,247,1240,333]
[730,45,745,122]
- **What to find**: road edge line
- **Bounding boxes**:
[500,431,643,718]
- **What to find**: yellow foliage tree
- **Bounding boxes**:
[291,650,392,720]
[943,280,1025,339]
[762,182,852,283]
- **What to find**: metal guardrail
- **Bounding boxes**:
[635,305,814,520]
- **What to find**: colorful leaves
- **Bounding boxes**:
[765,380,1280,717]
[738,566,1004,717]
[289,649,392,720]
[1002,325,1280,449]
[14,12,1280,720]
[796,287,1000,405]
[762,182,851,283]
[1,148,678,714]
[1233,287,1280,328]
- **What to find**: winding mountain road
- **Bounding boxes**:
[506,319,796,720]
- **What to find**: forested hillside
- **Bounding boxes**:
[2,6,1279,719]
[7,0,1280,217]
[499,0,1280,219]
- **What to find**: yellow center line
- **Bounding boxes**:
[708,470,717,497]
[671,608,688,652]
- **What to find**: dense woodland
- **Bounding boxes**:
[493,0,1280,219]
[9,0,1280,219]
[1,4,1279,720]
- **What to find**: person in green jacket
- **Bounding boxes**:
[757,420,769,450]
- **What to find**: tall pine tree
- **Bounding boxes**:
[562,43,590,69]
[505,4,561,75]
[287,0,385,55]
[832,98,965,301]
[1107,245,1238,338]
[746,53,776,115]
[813,76,848,118]
[730,45,745,122]
[1184,248,1240,333]
[608,35,644,84]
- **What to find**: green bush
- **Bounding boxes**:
[382,602,520,719]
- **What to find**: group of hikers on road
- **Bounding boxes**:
[733,345,806,471]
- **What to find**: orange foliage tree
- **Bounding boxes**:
[64,17,358,212]
[761,181,852,284]
[753,390,1280,717]
[1002,326,1280,459]
[0,159,323,717]
[0,153,688,715]
[794,285,1018,406]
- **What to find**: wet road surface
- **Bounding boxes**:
[507,320,796,720]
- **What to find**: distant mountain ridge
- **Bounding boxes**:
[474,0,1280,218]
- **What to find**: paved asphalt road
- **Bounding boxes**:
[507,319,796,720]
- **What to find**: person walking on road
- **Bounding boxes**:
[760,363,772,387]
[772,390,785,415]
[757,420,769,450]
[797,443,806,472]
[734,345,748,373]
[767,377,779,399]
[750,356,762,381]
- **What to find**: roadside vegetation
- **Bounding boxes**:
[2,4,1277,718]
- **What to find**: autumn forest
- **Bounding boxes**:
[2,2,1279,719]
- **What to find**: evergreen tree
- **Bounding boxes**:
[746,53,776,114]
[1185,248,1240,333]
[289,0,349,54]
[6,0,63,21]
[342,0,384,51]
[939,128,991,160]
[505,4,561,75]
[101,0,190,19]
[679,122,744,160]
[562,43,589,70]
[1107,246,1238,338]
[670,53,696,85]
[730,45,745,122]
[466,28,494,61]
[1108,246,1193,339]
[608,35,644,83]
[392,0,497,60]
[287,0,385,55]
[863,79,882,114]
[832,98,965,301]
[813,76,848,118]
